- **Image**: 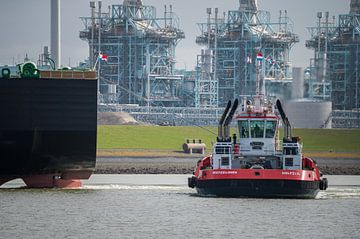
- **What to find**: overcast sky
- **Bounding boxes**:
[0,0,350,69]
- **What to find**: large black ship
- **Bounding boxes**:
[0,63,97,188]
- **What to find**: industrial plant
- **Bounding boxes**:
[1,0,358,128]
[76,0,360,128]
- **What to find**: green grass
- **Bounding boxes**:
[97,125,219,150]
[97,125,360,152]
[290,129,360,152]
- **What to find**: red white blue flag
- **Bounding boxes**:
[98,53,108,62]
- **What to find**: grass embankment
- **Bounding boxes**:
[97,126,360,158]
[97,125,218,157]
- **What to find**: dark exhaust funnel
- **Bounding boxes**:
[223,99,239,141]
[276,99,292,140]
[218,101,232,141]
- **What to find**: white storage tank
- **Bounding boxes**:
[283,100,332,129]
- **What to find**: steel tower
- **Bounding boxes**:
[80,0,185,106]
[195,1,298,107]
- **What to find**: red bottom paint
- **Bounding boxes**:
[22,175,83,188]
[0,171,92,188]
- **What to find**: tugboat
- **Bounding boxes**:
[188,97,328,198]
[188,61,328,198]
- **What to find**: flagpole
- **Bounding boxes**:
[98,52,101,103]
[93,57,98,71]
[97,2,102,104]
[256,60,260,96]
[261,58,266,96]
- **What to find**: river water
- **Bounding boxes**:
[1,175,360,239]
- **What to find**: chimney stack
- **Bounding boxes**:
[51,0,61,68]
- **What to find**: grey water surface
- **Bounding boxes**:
[1,175,360,239]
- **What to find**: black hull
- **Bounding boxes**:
[0,77,97,180]
[192,178,320,199]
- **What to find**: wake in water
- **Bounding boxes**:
[83,184,360,200]
[83,184,186,191]
[317,186,360,199]
[2,182,360,200]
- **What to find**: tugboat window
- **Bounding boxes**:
[238,120,250,138]
[284,147,298,155]
[285,158,293,166]
[284,147,299,155]
[265,121,277,138]
[250,121,265,138]
[221,157,229,166]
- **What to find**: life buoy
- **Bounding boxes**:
[1,68,10,78]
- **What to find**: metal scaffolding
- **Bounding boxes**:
[306,3,360,111]
[305,0,360,128]
[195,1,298,107]
[80,0,185,106]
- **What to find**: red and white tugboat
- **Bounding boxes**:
[188,95,328,198]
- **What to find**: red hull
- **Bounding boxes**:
[189,177,322,198]
[0,170,92,188]
[197,169,319,181]
[189,157,328,198]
